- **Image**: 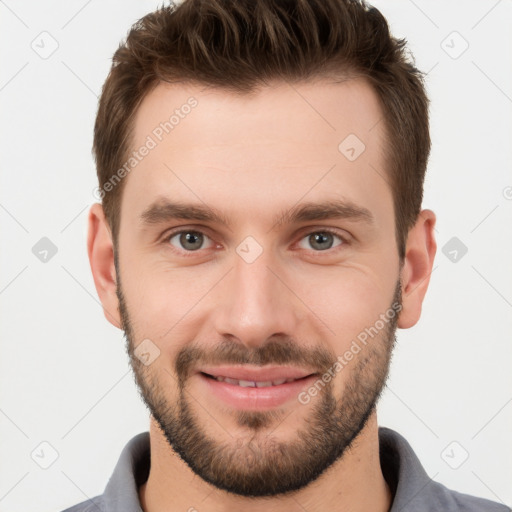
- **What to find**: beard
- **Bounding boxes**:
[115,256,402,498]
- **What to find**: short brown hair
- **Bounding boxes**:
[94,0,430,260]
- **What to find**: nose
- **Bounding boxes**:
[213,245,301,350]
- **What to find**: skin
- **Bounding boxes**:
[88,78,437,512]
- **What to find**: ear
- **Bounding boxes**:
[398,209,437,329]
[87,203,122,329]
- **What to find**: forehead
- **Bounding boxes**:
[121,78,390,232]
[132,77,384,153]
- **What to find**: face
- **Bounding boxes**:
[114,78,403,497]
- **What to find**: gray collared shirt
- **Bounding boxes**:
[61,427,510,512]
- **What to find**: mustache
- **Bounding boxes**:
[175,337,336,384]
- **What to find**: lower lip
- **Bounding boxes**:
[197,372,318,410]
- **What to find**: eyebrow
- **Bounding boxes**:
[139,198,374,229]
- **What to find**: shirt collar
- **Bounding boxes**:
[103,431,149,512]
[100,427,452,512]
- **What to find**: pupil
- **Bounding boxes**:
[181,232,202,250]
[311,232,332,250]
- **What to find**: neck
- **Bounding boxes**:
[139,411,392,512]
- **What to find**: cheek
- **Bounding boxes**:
[121,259,215,336]
[294,263,395,350]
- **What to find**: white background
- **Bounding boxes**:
[1,1,511,511]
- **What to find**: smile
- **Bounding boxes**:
[201,372,306,387]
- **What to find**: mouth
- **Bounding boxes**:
[196,365,320,410]
[200,372,313,388]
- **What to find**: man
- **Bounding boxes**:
[63,0,509,510]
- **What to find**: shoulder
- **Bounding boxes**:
[378,427,510,512]
[427,481,511,512]
[59,494,104,512]
[57,431,149,512]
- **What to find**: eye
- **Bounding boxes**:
[297,230,347,251]
[166,230,215,252]
[162,227,348,255]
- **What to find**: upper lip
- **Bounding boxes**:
[198,365,317,382]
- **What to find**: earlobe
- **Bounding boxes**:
[87,203,122,329]
[397,209,437,329]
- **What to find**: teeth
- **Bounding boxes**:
[238,380,255,387]
[255,381,273,388]
[213,376,300,387]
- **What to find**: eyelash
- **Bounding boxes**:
[161,227,350,257]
